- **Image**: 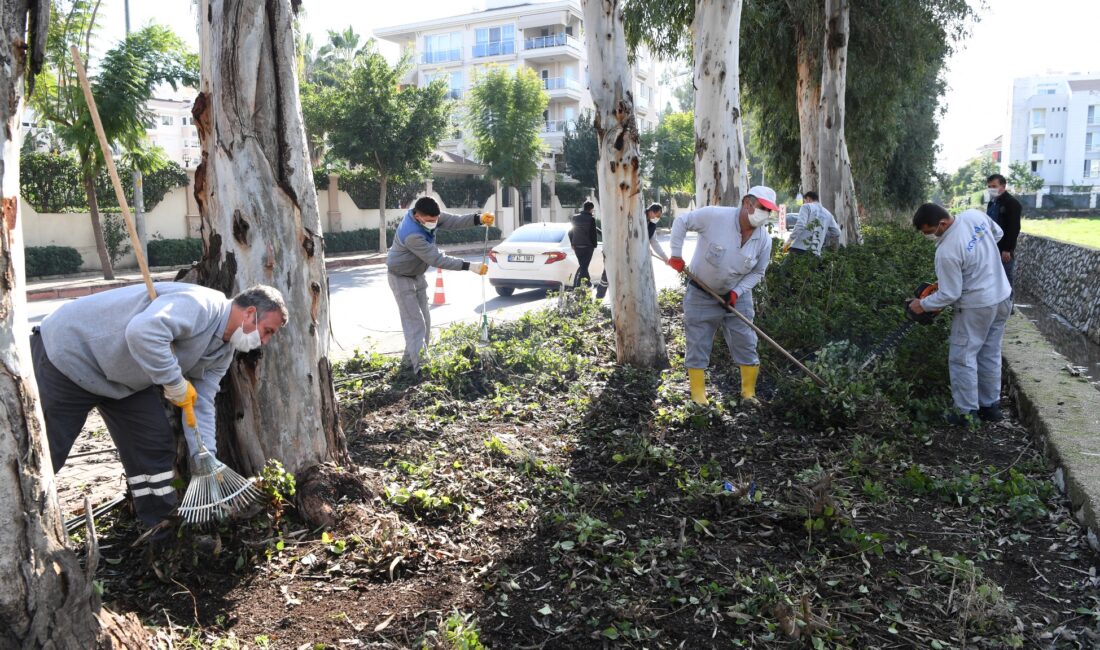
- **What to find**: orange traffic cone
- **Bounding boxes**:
[432,268,447,305]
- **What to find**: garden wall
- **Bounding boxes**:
[1015,233,1100,346]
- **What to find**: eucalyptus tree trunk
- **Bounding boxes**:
[795,26,820,194]
[692,0,749,207]
[378,173,388,252]
[817,0,860,244]
[581,0,667,368]
[194,0,347,488]
[1,2,146,646]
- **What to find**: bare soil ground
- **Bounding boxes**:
[83,296,1100,649]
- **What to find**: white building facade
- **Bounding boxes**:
[374,0,659,172]
[1002,74,1100,192]
[146,94,201,169]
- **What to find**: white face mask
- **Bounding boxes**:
[420,218,438,231]
[923,233,939,242]
[230,312,262,352]
[747,208,770,228]
[987,187,1001,201]
[649,215,661,223]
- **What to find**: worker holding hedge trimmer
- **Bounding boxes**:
[909,203,1013,426]
[667,186,779,406]
[31,283,287,536]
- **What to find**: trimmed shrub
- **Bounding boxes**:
[435,177,494,209]
[555,182,587,209]
[20,152,86,213]
[25,245,83,277]
[340,169,423,210]
[148,238,204,267]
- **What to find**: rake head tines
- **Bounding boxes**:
[178,452,264,526]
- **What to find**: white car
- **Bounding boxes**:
[487,223,605,297]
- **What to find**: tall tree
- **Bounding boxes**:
[582,0,668,368]
[194,0,349,524]
[464,67,547,229]
[1,1,147,645]
[817,0,859,243]
[644,111,695,197]
[1007,161,1044,193]
[623,0,750,208]
[322,45,449,252]
[562,110,599,195]
[32,5,197,279]
[298,26,371,168]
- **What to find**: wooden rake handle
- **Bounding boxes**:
[70,46,157,301]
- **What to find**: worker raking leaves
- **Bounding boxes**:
[386,196,495,380]
[31,284,288,539]
[667,186,779,406]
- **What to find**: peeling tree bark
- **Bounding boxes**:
[817,0,860,244]
[194,0,347,486]
[581,0,667,368]
[795,26,820,195]
[692,0,749,207]
[0,2,146,646]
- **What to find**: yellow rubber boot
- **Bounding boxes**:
[688,368,709,405]
[740,364,760,405]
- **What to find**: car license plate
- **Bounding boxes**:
[508,254,534,263]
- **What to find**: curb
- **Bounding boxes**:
[1002,312,1100,551]
[25,244,496,302]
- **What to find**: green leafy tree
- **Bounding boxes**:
[322,43,450,251]
[298,26,370,167]
[464,67,548,223]
[643,111,694,197]
[32,4,197,279]
[562,110,599,196]
[1007,161,1044,193]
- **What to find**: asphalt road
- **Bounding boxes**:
[26,233,699,361]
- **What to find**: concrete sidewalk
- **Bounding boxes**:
[25,240,500,302]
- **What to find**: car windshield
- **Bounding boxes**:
[506,226,568,244]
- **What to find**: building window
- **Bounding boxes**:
[1030,108,1045,128]
[473,25,515,58]
[1089,105,1100,125]
[160,115,174,126]
[1085,160,1100,178]
[423,32,462,64]
[1037,83,1057,95]
[1030,134,1043,154]
[1087,133,1100,154]
[1031,160,1042,173]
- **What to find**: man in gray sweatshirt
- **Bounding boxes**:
[31,283,288,529]
[668,186,778,406]
[909,204,1012,425]
[386,196,494,376]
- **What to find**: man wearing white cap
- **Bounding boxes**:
[668,186,779,405]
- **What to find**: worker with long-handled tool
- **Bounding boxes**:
[386,196,494,379]
[32,284,287,534]
[909,204,1012,426]
[668,186,780,406]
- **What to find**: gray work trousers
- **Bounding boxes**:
[30,332,177,526]
[388,271,431,372]
[684,284,759,369]
[948,297,1013,413]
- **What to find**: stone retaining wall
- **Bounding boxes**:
[1015,233,1100,346]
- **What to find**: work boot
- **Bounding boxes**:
[944,409,979,427]
[739,365,761,407]
[688,368,709,405]
[977,404,1003,422]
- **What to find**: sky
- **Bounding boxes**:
[99,0,1100,175]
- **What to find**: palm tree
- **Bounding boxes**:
[32,2,197,279]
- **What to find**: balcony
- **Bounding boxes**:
[543,77,583,99]
[522,33,583,62]
[472,40,516,58]
[421,49,462,65]
[542,120,575,134]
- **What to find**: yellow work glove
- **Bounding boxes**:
[782,241,791,253]
[164,379,198,428]
[480,212,495,227]
[467,263,489,276]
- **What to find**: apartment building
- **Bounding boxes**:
[374,0,659,172]
[146,93,201,169]
[1002,73,1100,191]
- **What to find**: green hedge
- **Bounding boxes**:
[25,245,83,277]
[435,177,494,208]
[326,225,502,255]
[555,182,587,208]
[20,152,188,213]
[148,238,204,267]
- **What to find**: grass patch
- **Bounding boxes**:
[1021,217,1100,249]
